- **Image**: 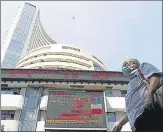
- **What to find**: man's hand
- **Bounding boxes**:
[112,114,128,132]
[112,123,123,132]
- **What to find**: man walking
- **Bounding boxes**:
[113,59,162,132]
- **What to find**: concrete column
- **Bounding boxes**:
[43,88,49,96]
[14,110,21,120]
[20,88,26,96]
[39,110,46,121]
[14,88,26,121]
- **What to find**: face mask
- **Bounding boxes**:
[130,69,139,76]
[122,65,134,76]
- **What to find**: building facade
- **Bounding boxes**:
[1,3,57,68]
[16,44,107,71]
[1,69,134,131]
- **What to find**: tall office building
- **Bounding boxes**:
[2,2,107,71]
[1,2,57,68]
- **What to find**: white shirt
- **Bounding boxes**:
[125,62,160,128]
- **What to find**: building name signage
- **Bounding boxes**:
[62,46,80,52]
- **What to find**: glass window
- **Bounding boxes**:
[20,120,37,131]
[26,88,41,97]
[9,111,15,119]
[27,109,38,120]
[121,90,127,97]
[1,90,7,94]
[1,110,15,120]
[1,88,21,95]
[28,98,38,109]
[105,89,112,97]
[2,4,36,69]
[24,97,38,109]
[21,108,38,121]
[93,64,101,71]
[13,89,21,95]
[107,112,116,122]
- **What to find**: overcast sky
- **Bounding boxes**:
[1,1,162,71]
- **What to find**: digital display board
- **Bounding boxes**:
[45,91,107,130]
[1,69,130,82]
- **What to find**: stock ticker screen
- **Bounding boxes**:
[45,91,107,129]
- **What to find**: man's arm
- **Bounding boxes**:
[146,74,161,104]
[118,114,129,126]
[147,74,161,93]
[112,114,128,131]
[140,63,161,104]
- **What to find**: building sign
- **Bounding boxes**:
[45,91,107,130]
[1,69,130,82]
[62,46,80,52]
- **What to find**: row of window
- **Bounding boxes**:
[9,39,24,49]
[27,19,43,50]
[18,52,90,65]
[1,88,21,95]
[27,15,56,52]
[38,15,57,44]
[1,54,19,68]
[105,89,127,97]
[12,31,26,42]
[1,88,42,97]
[107,112,126,122]
[20,108,38,120]
[23,4,35,16]
[7,50,21,58]
[19,87,41,131]
[2,38,23,68]
[20,58,91,68]
[27,13,40,51]
[28,23,41,51]
[39,66,82,70]
[40,67,66,70]
[108,112,116,122]
[1,110,15,120]
[2,3,35,68]
[34,26,51,48]
[30,28,42,50]
[40,22,57,44]
[23,98,40,109]
[26,12,43,53]
[19,120,37,131]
